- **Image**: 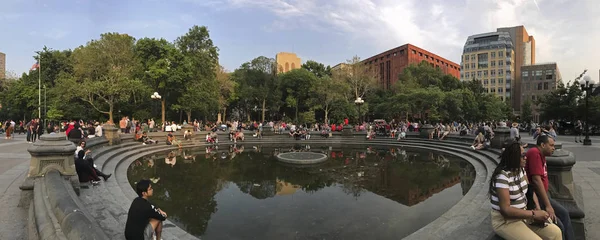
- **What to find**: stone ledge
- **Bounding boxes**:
[31,170,109,240]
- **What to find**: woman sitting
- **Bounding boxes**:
[471,132,489,150]
[489,142,562,240]
[166,133,182,148]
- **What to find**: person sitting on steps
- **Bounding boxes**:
[125,179,167,240]
[75,140,111,181]
[166,132,182,148]
[138,131,158,145]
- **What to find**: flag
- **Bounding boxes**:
[30,61,39,71]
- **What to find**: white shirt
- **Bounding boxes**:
[95,125,103,137]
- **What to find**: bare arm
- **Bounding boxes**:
[497,188,535,219]
[531,175,552,208]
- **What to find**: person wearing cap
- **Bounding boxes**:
[510,122,520,142]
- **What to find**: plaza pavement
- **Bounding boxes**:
[0,133,598,239]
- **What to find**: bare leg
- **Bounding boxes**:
[149,219,163,240]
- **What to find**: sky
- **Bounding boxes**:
[1,0,598,83]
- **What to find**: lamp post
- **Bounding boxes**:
[354,97,365,124]
[151,92,161,122]
[580,75,596,146]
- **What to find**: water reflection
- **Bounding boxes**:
[127,144,474,239]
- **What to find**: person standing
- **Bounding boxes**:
[125,180,167,240]
[574,120,583,143]
[510,122,520,142]
[526,135,574,240]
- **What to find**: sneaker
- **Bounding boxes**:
[103,174,112,181]
[470,146,476,150]
[91,181,100,186]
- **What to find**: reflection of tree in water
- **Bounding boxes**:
[459,161,476,196]
[126,144,475,238]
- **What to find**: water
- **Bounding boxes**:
[127,144,476,240]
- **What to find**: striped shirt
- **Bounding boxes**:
[490,169,528,210]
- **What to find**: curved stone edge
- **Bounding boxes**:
[276,152,328,164]
[109,139,495,240]
[32,170,109,240]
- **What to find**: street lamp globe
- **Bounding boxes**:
[354,97,364,105]
[151,92,162,100]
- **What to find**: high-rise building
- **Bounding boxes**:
[497,26,536,111]
[461,26,535,110]
[460,32,515,101]
[521,63,561,122]
[362,44,460,89]
[276,52,301,74]
[0,52,6,79]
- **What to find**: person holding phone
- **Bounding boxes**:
[489,141,561,240]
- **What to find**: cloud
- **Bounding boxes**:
[43,29,70,40]
[214,0,600,83]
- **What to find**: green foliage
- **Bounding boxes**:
[521,100,533,123]
[279,68,318,121]
[301,60,331,78]
[537,81,582,122]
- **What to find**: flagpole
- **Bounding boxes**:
[38,53,41,119]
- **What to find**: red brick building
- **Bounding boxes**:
[362,44,461,89]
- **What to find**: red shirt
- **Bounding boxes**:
[525,147,548,191]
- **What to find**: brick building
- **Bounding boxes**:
[521,63,561,123]
[362,44,461,89]
[276,52,301,74]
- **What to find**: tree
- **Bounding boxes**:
[340,56,378,99]
[174,25,220,122]
[215,65,236,122]
[537,81,581,122]
[310,75,348,124]
[521,99,533,123]
[135,37,186,124]
[232,56,279,122]
[279,68,318,121]
[59,33,142,123]
[301,60,331,78]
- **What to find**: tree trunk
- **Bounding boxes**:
[261,99,266,123]
[295,105,299,123]
[161,99,166,125]
[246,111,251,122]
[324,106,329,124]
[186,111,191,123]
[222,107,227,122]
[179,110,183,123]
[108,104,114,124]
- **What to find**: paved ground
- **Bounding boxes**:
[0,134,30,240]
[0,133,598,239]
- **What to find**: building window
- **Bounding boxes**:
[491,88,496,93]
[471,54,475,60]
[491,61,496,67]
[425,54,429,59]
[471,63,475,69]
[464,55,469,61]
[491,70,496,76]
[400,50,405,55]
[526,82,530,90]
[491,52,496,58]
[498,61,504,66]
[465,72,470,78]
[477,53,489,68]
[544,82,549,90]
[498,88,503,93]
[522,71,529,77]
[393,52,397,56]
[538,83,543,90]
[387,54,391,58]
[545,70,553,79]
[483,70,488,77]
[506,51,511,57]
[491,79,496,84]
[419,52,423,56]
[498,69,504,76]
[484,80,489,84]
[412,50,416,54]
[498,78,503,83]
[498,51,504,57]
[477,71,482,78]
